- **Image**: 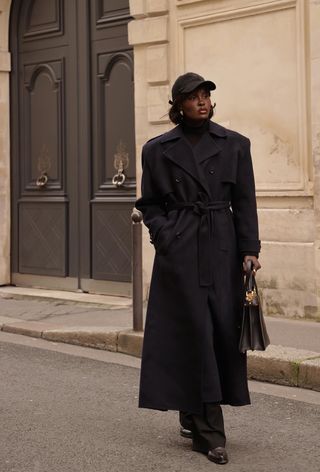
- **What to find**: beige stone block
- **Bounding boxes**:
[0,1,11,12]
[258,239,319,319]
[0,51,10,71]
[314,241,320,309]
[311,58,320,124]
[146,0,168,15]
[129,0,146,19]
[0,71,10,286]
[261,288,319,320]
[310,0,320,59]
[118,329,143,357]
[132,47,148,111]
[247,345,319,387]
[312,122,320,210]
[299,357,320,392]
[0,71,9,104]
[147,122,171,140]
[147,84,170,123]
[0,10,9,51]
[258,209,315,243]
[259,242,315,291]
[43,327,121,351]
[147,44,168,83]
[128,16,168,45]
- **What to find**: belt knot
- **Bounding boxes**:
[192,201,208,216]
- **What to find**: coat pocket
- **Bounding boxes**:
[153,210,183,255]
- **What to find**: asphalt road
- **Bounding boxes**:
[0,334,319,472]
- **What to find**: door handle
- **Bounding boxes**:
[36,172,48,188]
[112,171,126,187]
[112,141,129,187]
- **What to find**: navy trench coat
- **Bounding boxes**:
[136,121,260,414]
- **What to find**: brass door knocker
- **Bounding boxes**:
[112,162,126,187]
[112,141,129,187]
[36,172,48,187]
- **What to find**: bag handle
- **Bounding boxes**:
[245,260,254,291]
[244,260,259,305]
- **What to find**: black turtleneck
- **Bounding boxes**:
[182,119,209,146]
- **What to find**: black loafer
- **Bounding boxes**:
[180,427,193,439]
[207,447,229,465]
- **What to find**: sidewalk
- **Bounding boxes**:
[0,286,319,393]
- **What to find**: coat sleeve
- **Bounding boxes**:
[231,137,261,256]
[135,146,168,243]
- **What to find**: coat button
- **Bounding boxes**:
[209,169,214,174]
[176,232,182,238]
[175,177,181,183]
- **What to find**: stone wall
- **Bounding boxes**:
[310,0,320,319]
[129,0,320,319]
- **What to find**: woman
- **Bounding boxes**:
[135,72,261,465]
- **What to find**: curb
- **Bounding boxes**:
[247,346,320,392]
[0,320,143,358]
[1,320,319,392]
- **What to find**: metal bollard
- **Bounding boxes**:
[131,207,143,331]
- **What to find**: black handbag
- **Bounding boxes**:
[239,261,270,353]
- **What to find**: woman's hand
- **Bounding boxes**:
[243,255,261,275]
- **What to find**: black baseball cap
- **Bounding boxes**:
[170,72,216,103]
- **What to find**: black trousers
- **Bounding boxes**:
[180,404,226,452]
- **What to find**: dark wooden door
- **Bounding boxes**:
[10,0,135,295]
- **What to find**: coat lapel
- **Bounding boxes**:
[160,122,227,196]
[161,127,210,195]
[192,132,221,164]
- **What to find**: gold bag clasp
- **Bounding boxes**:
[245,288,258,305]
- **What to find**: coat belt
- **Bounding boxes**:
[167,200,230,286]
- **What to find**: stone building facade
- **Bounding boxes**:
[0,0,319,319]
[128,0,320,320]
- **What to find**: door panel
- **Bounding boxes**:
[89,0,135,284]
[96,52,135,189]
[19,0,71,51]
[96,0,129,22]
[24,0,63,38]
[10,0,135,293]
[22,59,64,192]
[19,202,67,276]
[92,203,132,282]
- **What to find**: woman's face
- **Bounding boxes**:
[180,87,212,122]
